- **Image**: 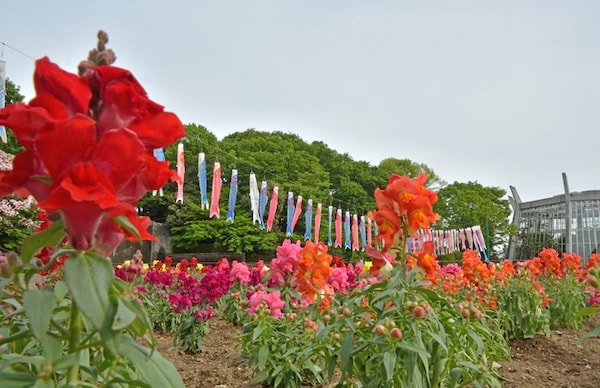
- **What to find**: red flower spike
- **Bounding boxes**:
[36,115,97,179]
[89,66,185,148]
[34,57,91,116]
[0,56,184,254]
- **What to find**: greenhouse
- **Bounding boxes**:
[508,172,600,262]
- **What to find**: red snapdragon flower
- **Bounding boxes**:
[0,57,185,254]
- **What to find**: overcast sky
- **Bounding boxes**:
[2,1,599,202]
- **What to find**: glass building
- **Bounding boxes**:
[508,173,600,263]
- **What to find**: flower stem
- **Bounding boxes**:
[67,301,81,384]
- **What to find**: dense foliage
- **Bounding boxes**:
[435,182,515,261]
[137,125,512,258]
[2,79,513,259]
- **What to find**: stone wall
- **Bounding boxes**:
[111,222,171,264]
[111,222,248,265]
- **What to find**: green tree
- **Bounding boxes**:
[434,181,514,261]
[377,158,446,190]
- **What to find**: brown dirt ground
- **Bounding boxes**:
[157,315,600,388]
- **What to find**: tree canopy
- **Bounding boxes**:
[1,78,515,259]
[434,181,514,260]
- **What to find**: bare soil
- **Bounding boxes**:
[157,315,600,388]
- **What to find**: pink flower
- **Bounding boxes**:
[327,267,350,293]
[440,263,463,277]
[231,260,251,284]
[588,292,600,306]
[269,239,301,286]
[247,290,286,318]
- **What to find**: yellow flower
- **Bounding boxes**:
[363,261,373,273]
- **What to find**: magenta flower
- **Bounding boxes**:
[168,293,191,313]
[247,290,286,318]
[198,266,234,303]
[193,306,214,322]
[589,292,600,306]
[144,269,173,288]
[248,260,268,285]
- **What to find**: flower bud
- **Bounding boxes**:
[375,325,387,335]
[380,261,393,279]
[97,30,109,44]
[413,306,426,318]
[78,60,95,75]
[390,328,403,339]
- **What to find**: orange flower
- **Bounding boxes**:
[415,241,440,284]
[462,249,491,284]
[537,248,562,277]
[295,241,333,302]
[367,208,401,252]
[370,173,439,254]
[561,252,582,275]
[586,254,600,270]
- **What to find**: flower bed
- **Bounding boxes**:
[116,242,600,387]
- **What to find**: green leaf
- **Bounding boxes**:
[112,298,137,330]
[252,325,264,341]
[398,340,430,372]
[51,353,79,372]
[41,334,62,362]
[340,332,354,373]
[23,288,56,341]
[0,371,36,388]
[64,252,112,327]
[20,220,66,263]
[257,345,268,369]
[583,324,600,339]
[119,335,184,388]
[383,350,397,380]
[53,281,68,301]
[574,306,599,320]
[121,295,153,339]
[32,379,54,388]
[251,369,270,384]
[64,251,119,354]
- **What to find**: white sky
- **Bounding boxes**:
[2,1,599,202]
